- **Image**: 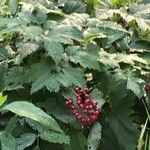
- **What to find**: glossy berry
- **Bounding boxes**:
[146,83,150,92]
[65,87,101,126]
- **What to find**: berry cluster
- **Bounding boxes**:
[65,87,101,125]
[146,83,150,92]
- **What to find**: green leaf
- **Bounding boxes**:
[0,93,7,106]
[0,61,8,91]
[70,51,100,70]
[40,131,70,144]
[87,122,102,150]
[4,67,25,91]
[105,95,139,150]
[25,118,70,144]
[57,64,86,87]
[8,0,18,15]
[64,131,86,150]
[127,72,145,98]
[48,25,84,44]
[17,133,37,150]
[2,101,63,132]
[31,72,60,94]
[0,0,7,6]
[90,89,105,107]
[0,131,17,150]
[25,60,53,83]
[44,40,64,64]
[15,42,39,63]
[63,1,86,14]
[23,26,43,41]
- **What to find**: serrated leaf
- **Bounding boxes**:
[25,60,53,83]
[17,133,36,150]
[64,131,86,150]
[31,72,60,93]
[2,101,63,132]
[16,42,39,63]
[25,118,70,145]
[104,95,139,150]
[57,65,86,87]
[87,122,102,150]
[23,26,43,41]
[40,131,70,144]
[90,89,105,107]
[5,116,19,132]
[0,131,17,150]
[70,51,100,70]
[127,73,145,98]
[0,93,7,106]
[49,25,84,44]
[63,1,86,14]
[44,40,64,64]
[8,0,18,15]
[4,67,25,91]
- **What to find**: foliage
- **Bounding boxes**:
[0,0,150,150]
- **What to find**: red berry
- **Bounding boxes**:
[146,83,150,92]
[72,109,77,114]
[74,112,80,117]
[88,105,93,109]
[87,110,93,115]
[77,115,82,120]
[92,115,97,121]
[65,101,69,106]
[84,99,90,105]
[92,100,98,106]
[68,99,73,104]
[84,94,89,99]
[77,100,82,106]
[84,88,90,94]
[70,105,75,110]
[79,104,84,109]
[81,118,86,123]
[86,105,89,110]
[93,110,100,116]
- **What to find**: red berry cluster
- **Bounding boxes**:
[65,87,101,125]
[146,83,150,92]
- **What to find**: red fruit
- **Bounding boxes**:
[87,110,93,115]
[86,118,92,125]
[77,100,82,106]
[65,101,69,106]
[81,118,86,123]
[75,87,80,92]
[84,88,90,94]
[84,99,90,105]
[66,87,101,126]
[92,115,97,121]
[76,95,81,99]
[146,83,150,92]
[68,99,73,104]
[92,100,98,106]
[74,112,80,117]
[77,97,82,101]
[77,115,82,120]
[84,94,89,99]
[79,104,84,109]
[93,110,100,116]
[72,109,78,114]
[85,105,89,110]
[88,105,93,109]
[70,105,75,110]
